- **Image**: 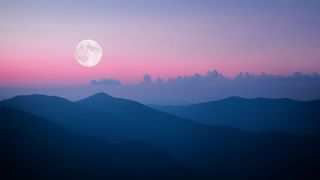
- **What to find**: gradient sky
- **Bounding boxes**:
[1,0,320,86]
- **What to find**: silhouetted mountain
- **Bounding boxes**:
[1,93,320,179]
[0,93,211,175]
[150,97,320,134]
[0,107,197,180]
[0,94,127,138]
[0,94,207,156]
[78,93,218,166]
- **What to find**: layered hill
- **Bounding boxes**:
[151,97,320,134]
[0,107,196,180]
[1,93,320,179]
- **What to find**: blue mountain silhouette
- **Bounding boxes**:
[1,93,320,179]
[0,107,198,180]
[151,97,320,134]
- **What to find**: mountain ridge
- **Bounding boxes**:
[0,106,197,180]
[1,93,320,179]
[150,96,320,134]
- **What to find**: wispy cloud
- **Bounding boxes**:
[90,78,122,86]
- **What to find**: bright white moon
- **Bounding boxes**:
[75,39,102,67]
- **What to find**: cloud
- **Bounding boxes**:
[166,70,226,84]
[90,78,122,86]
[141,74,152,84]
[1,70,320,103]
[111,70,320,103]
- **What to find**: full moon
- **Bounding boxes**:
[75,39,102,67]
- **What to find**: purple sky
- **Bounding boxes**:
[1,0,320,86]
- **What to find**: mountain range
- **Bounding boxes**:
[1,93,320,179]
[151,97,320,134]
[0,107,195,180]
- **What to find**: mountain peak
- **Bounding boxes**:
[90,92,113,99]
[77,92,115,104]
[3,94,71,103]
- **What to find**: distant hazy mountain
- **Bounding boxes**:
[1,93,320,179]
[150,97,320,134]
[0,107,196,180]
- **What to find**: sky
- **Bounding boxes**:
[0,0,320,90]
